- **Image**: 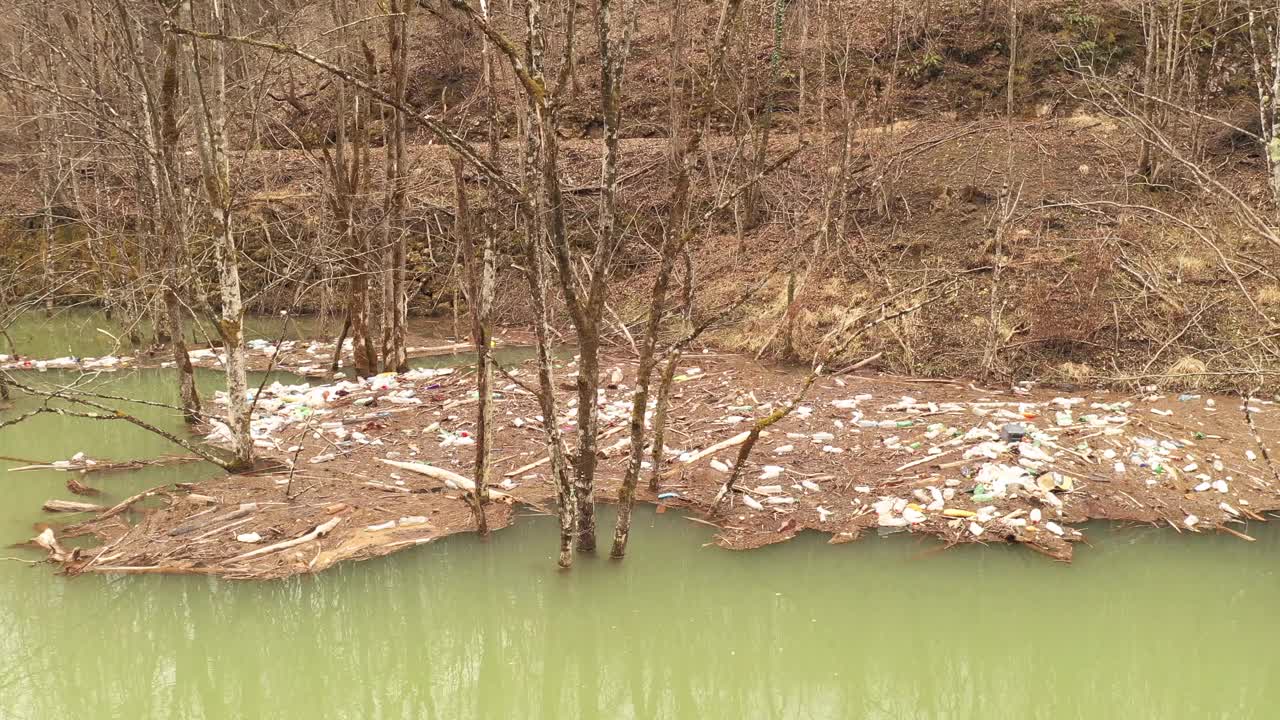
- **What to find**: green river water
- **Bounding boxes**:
[1,312,1278,719]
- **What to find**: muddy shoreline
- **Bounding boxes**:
[20,346,1280,579]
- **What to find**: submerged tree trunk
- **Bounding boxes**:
[612,0,690,557]
[158,26,200,423]
[180,0,251,469]
[518,0,576,566]
[331,314,352,374]
[453,157,491,535]
[327,0,376,378]
[120,0,201,422]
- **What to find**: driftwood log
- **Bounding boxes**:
[42,499,106,513]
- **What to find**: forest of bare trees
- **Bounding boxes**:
[4,0,1280,565]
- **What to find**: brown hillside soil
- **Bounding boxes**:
[35,349,1280,580]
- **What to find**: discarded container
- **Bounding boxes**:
[1000,423,1027,442]
[657,492,680,500]
[972,484,996,503]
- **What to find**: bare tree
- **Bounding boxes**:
[180,0,252,468]
[380,0,412,373]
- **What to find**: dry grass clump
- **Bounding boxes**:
[1165,355,1207,391]
[1054,361,1094,383]
[1256,286,1280,307]
[1175,254,1206,273]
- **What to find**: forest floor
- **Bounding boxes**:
[17,338,1280,579]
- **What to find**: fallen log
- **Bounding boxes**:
[379,459,512,499]
[168,503,258,537]
[504,456,550,477]
[232,516,343,561]
[661,431,752,479]
[97,485,168,522]
[381,459,474,488]
[43,499,105,513]
[1218,525,1257,542]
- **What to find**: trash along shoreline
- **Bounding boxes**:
[17,347,1280,579]
[0,333,499,378]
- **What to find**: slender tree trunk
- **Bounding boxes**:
[381,0,411,375]
[158,22,200,422]
[378,0,409,374]
[519,0,577,566]
[181,0,251,469]
[331,314,352,374]
[453,157,492,535]
[329,0,375,378]
[119,0,202,421]
[524,239,576,567]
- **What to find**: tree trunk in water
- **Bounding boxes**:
[331,314,351,374]
[573,336,600,551]
[453,157,491,535]
[647,349,681,491]
[609,238,682,557]
[125,0,201,423]
[180,0,251,469]
[214,212,252,469]
[166,287,200,423]
[518,1,576,566]
[612,0,691,555]
[326,4,376,379]
[524,239,576,567]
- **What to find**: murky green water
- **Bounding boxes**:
[2,313,1278,718]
